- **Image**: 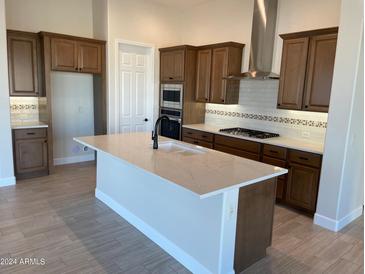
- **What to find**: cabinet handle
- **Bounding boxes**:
[169,77,173,80]
[221,99,225,103]
[26,132,35,135]
[277,103,281,106]
[187,132,192,135]
[299,156,309,161]
[44,140,47,143]
[269,150,278,154]
[304,105,308,108]
[193,141,198,144]
[75,67,78,71]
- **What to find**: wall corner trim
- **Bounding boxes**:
[314,206,363,232]
[0,176,16,187]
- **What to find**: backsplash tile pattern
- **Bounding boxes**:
[206,109,327,128]
[205,80,328,143]
[10,97,40,122]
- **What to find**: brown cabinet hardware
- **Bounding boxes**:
[278,27,338,112]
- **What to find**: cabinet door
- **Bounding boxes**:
[7,32,40,96]
[195,49,212,102]
[303,33,337,112]
[78,42,102,74]
[277,37,309,110]
[15,138,48,174]
[51,38,78,72]
[210,47,229,103]
[160,50,185,81]
[286,163,320,212]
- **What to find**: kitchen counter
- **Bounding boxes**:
[74,132,286,274]
[75,132,286,198]
[183,123,324,154]
[11,121,48,129]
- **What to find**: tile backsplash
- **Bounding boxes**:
[10,97,47,122]
[205,80,328,143]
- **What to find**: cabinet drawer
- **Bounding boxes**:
[215,135,261,154]
[214,144,260,161]
[182,136,213,149]
[14,128,47,140]
[262,156,286,180]
[263,144,287,160]
[182,128,213,142]
[289,150,321,168]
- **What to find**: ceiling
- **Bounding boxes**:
[150,0,212,9]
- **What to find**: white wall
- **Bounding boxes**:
[315,0,364,231]
[106,0,182,133]
[51,72,95,165]
[0,0,15,187]
[92,0,108,40]
[5,0,93,37]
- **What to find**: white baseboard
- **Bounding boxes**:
[0,176,16,187]
[95,189,212,274]
[54,154,95,166]
[314,206,363,232]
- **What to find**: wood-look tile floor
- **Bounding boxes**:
[0,162,363,274]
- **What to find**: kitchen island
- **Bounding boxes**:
[74,133,287,274]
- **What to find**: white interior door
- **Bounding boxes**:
[118,44,153,133]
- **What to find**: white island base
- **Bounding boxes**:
[95,150,276,274]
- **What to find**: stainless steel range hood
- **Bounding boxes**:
[227,0,279,80]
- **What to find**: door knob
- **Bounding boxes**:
[144,118,149,122]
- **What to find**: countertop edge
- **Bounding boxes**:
[74,137,288,199]
[182,124,324,155]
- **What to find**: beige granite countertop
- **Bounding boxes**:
[11,121,48,129]
[75,133,287,198]
[183,124,324,154]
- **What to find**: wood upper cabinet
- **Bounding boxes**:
[210,47,229,103]
[7,30,41,96]
[160,49,185,82]
[78,42,102,74]
[277,37,309,110]
[278,27,338,112]
[51,38,102,74]
[195,43,244,104]
[303,33,337,112]
[195,49,212,102]
[51,38,78,72]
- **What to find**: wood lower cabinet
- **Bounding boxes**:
[51,37,102,74]
[13,128,48,179]
[286,163,320,212]
[182,128,322,214]
[160,49,185,82]
[7,30,41,96]
[278,27,338,112]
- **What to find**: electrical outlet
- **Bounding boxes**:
[301,131,310,138]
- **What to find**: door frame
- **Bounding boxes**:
[114,39,155,133]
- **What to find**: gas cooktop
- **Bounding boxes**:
[219,127,280,139]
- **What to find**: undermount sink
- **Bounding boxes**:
[156,141,206,155]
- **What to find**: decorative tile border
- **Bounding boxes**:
[10,104,38,111]
[206,109,327,128]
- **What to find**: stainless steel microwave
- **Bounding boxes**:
[160,84,183,109]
